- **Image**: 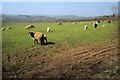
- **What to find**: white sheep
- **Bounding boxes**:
[28,31,47,45]
[7,26,12,29]
[1,27,5,31]
[93,22,98,28]
[84,25,88,30]
[25,24,34,29]
[47,27,50,32]
[25,25,30,29]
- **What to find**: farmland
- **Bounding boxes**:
[2,21,119,78]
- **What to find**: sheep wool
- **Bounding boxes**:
[47,27,50,32]
[34,32,43,40]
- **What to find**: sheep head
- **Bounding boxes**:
[28,31,35,38]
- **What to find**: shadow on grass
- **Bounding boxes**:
[44,42,55,45]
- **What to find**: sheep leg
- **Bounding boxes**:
[40,38,44,45]
[35,39,38,44]
[45,37,47,43]
[33,39,36,45]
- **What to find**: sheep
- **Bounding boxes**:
[28,31,47,45]
[1,27,5,31]
[7,26,12,29]
[47,27,50,32]
[30,25,34,28]
[93,22,98,28]
[57,22,62,25]
[25,24,34,29]
[107,20,111,23]
[25,25,30,29]
[84,25,88,30]
[97,20,100,23]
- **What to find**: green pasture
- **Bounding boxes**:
[2,21,117,62]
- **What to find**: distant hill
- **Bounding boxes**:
[54,15,84,19]
[2,15,87,22]
[2,14,115,22]
[2,15,58,22]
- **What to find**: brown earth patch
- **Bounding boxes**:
[3,41,120,79]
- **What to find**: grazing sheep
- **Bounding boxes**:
[84,25,88,30]
[7,26,12,29]
[25,24,34,29]
[93,22,98,28]
[57,22,62,25]
[25,25,30,29]
[47,27,50,32]
[107,20,111,23]
[30,25,34,28]
[1,27,5,31]
[28,31,47,45]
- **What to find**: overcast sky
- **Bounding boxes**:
[2,2,118,17]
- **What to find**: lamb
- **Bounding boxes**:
[28,31,47,45]
[47,27,50,32]
[84,25,88,30]
[1,27,5,31]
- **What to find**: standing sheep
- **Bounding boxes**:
[28,31,47,45]
[47,27,50,32]
[1,27,5,31]
[7,26,12,29]
[84,25,88,30]
[30,25,34,28]
[93,22,98,29]
[25,24,34,29]
[25,25,30,29]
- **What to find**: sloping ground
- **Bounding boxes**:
[3,41,120,79]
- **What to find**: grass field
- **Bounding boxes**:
[2,21,117,60]
[2,21,117,48]
[2,21,119,78]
